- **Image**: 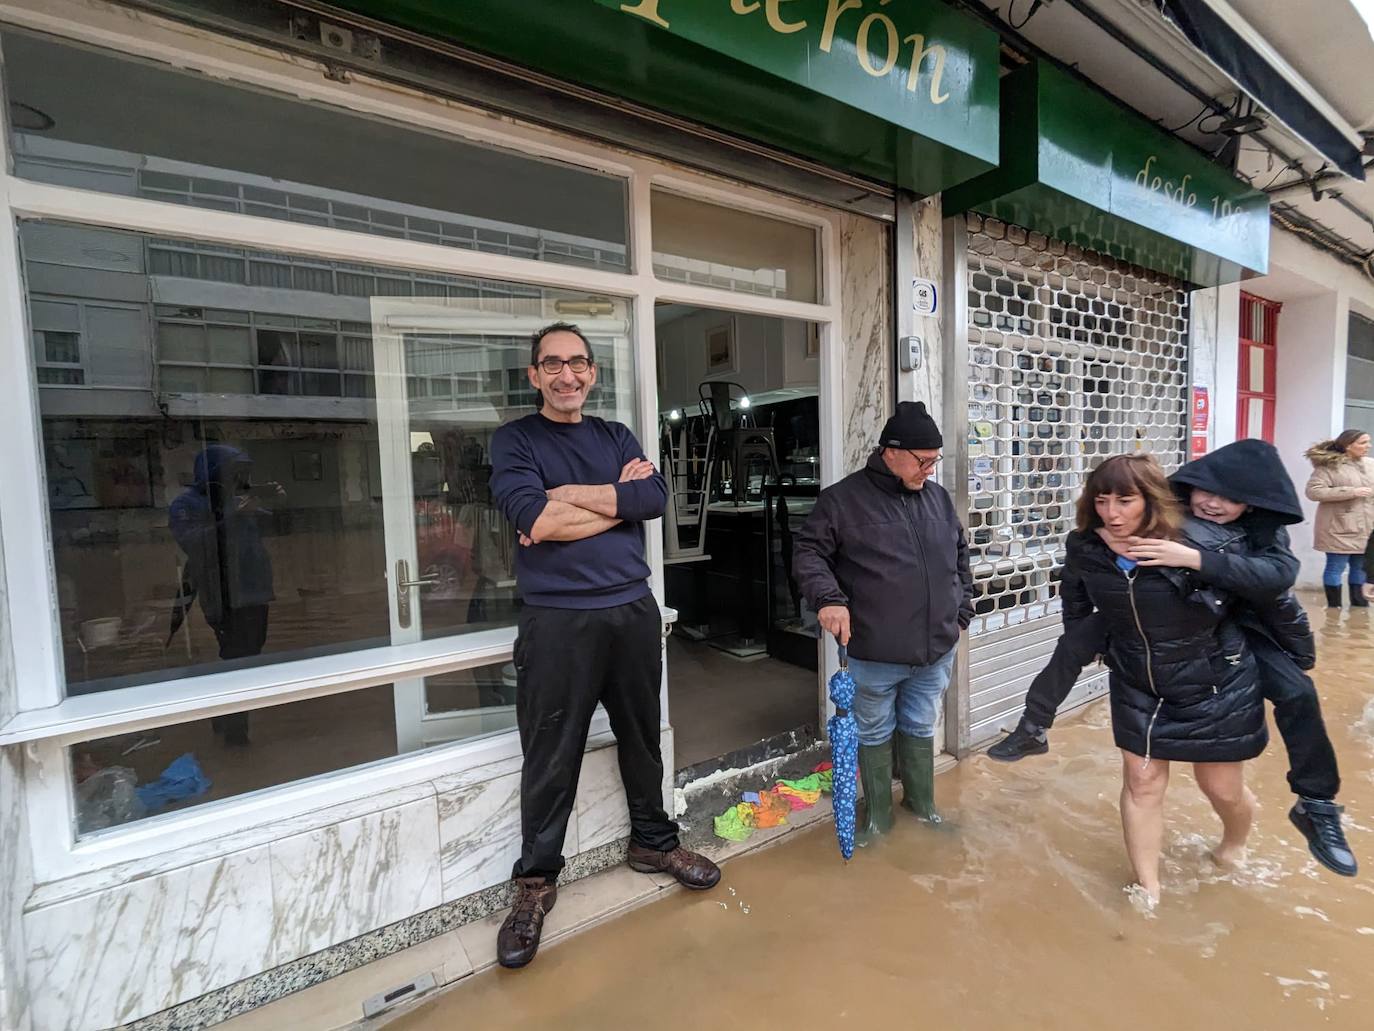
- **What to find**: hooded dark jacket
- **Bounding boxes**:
[1061,524,1267,763]
[794,451,975,666]
[1169,439,1314,668]
[169,445,275,625]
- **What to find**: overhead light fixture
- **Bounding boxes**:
[554,297,615,317]
[668,409,682,422]
[1218,114,1266,137]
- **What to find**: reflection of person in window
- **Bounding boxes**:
[169,444,279,745]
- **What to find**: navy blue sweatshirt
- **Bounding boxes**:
[490,413,666,609]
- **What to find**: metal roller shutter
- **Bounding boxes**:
[962,212,1191,746]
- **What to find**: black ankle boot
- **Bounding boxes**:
[1325,585,1343,608]
[1351,586,1369,608]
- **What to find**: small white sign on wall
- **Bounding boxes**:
[913,278,938,317]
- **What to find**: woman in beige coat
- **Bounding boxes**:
[1305,428,1374,608]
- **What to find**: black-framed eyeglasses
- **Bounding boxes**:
[907,451,943,471]
[536,356,593,375]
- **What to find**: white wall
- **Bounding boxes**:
[1241,227,1374,585]
[1189,282,1242,450]
[1276,290,1352,583]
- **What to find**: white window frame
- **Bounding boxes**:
[0,0,845,880]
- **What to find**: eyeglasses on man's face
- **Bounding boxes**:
[907,451,943,471]
[536,355,594,375]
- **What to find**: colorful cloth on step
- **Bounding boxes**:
[713,802,756,842]
[775,782,822,808]
[777,773,826,803]
[808,762,836,792]
[712,767,838,840]
[752,790,791,828]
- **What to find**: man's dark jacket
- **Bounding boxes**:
[794,451,975,666]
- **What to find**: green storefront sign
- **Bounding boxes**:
[598,0,999,170]
[330,0,1000,196]
[946,61,1269,285]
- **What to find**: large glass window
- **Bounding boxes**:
[651,189,820,302]
[23,221,635,699]
[1347,312,1374,434]
[2,30,630,271]
[70,662,515,835]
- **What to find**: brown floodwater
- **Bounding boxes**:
[395,599,1374,1031]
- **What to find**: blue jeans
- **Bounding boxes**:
[1323,552,1367,587]
[848,648,957,746]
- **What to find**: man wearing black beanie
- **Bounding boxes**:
[795,402,975,842]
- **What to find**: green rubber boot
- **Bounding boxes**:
[856,739,895,846]
[897,733,942,824]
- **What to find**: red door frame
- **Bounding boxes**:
[1238,292,1281,442]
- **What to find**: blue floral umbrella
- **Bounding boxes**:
[827,643,859,861]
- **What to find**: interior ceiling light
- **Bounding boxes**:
[9,102,53,132]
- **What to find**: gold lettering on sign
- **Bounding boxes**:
[1135,155,1200,209]
[620,0,670,29]
[904,33,950,104]
[766,0,808,34]
[621,0,958,110]
[820,0,863,53]
[857,11,899,77]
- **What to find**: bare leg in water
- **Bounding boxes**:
[1193,761,1256,867]
[1120,750,1170,903]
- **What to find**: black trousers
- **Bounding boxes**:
[212,603,270,660]
[209,604,269,742]
[1022,613,1341,800]
[511,596,679,883]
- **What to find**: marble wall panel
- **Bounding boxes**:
[839,212,893,475]
[0,519,31,1031]
[0,746,29,1031]
[24,847,277,1031]
[903,197,945,422]
[437,767,526,902]
[573,743,629,854]
[268,795,442,964]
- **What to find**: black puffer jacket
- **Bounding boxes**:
[1180,521,1315,670]
[1061,528,1267,763]
[1170,439,1315,669]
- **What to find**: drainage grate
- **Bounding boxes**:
[362,971,438,1020]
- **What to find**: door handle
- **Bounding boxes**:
[395,559,438,629]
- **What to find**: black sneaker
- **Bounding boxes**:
[1289,798,1358,877]
[988,719,1049,762]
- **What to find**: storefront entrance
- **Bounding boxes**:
[655,303,825,770]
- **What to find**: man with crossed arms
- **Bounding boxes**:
[489,322,719,970]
